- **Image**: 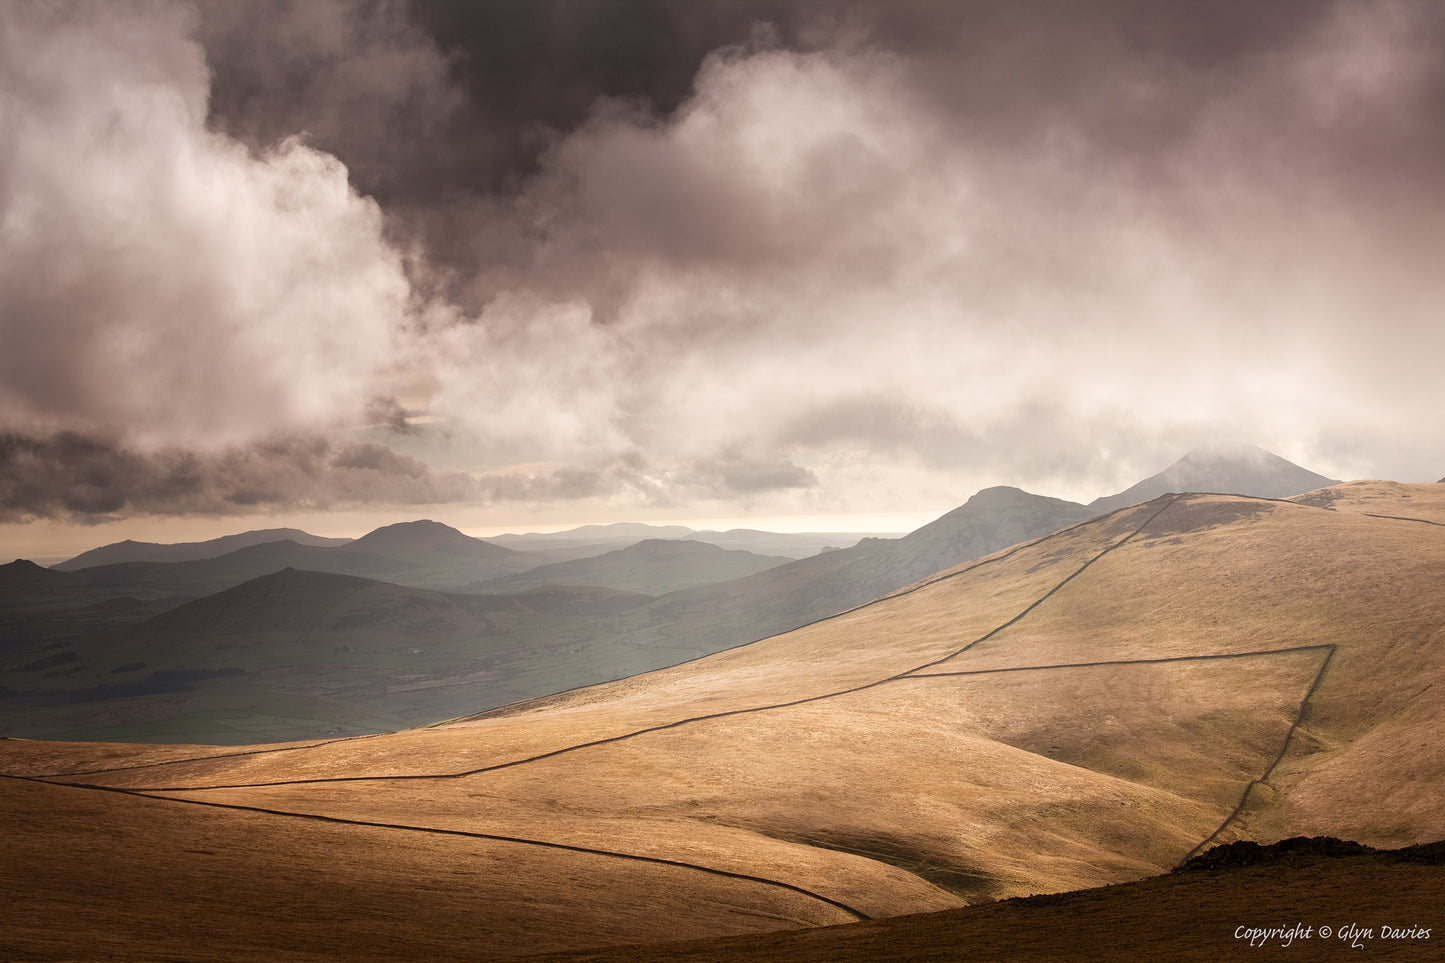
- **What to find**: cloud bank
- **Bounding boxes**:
[3,0,1444,524]
[0,0,413,451]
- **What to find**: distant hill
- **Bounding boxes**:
[617,486,1094,658]
[0,558,67,585]
[486,524,887,563]
[468,538,791,596]
[60,520,540,601]
[492,522,698,544]
[1,520,545,657]
[685,529,897,558]
[104,567,491,651]
[347,519,519,566]
[53,528,352,571]
[0,560,174,649]
[1090,444,1338,513]
[486,523,699,563]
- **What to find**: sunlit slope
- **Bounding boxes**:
[5,488,1443,959]
[0,775,860,962]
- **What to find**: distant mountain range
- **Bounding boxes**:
[467,538,791,596]
[486,524,894,562]
[2,444,1346,742]
[51,528,352,570]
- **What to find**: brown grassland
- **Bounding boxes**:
[2,482,1443,960]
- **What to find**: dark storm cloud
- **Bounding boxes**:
[197,0,820,202]
[0,431,718,522]
[0,423,803,523]
[0,432,484,522]
[6,0,1445,530]
[234,0,1445,493]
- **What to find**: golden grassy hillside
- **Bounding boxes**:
[3,484,1443,960]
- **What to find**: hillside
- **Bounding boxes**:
[4,482,1440,959]
[0,567,666,744]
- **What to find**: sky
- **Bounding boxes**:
[3,0,1444,560]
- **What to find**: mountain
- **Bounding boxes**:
[4,482,1441,960]
[467,538,791,596]
[1089,444,1338,513]
[347,519,518,567]
[2,520,545,670]
[856,486,1093,595]
[615,486,1093,658]
[0,559,176,649]
[52,528,353,571]
[0,557,67,585]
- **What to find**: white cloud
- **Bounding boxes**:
[0,0,410,447]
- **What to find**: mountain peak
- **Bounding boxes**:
[351,518,518,561]
[1178,442,1275,465]
[1,558,58,578]
[1091,445,1339,512]
[963,485,1046,509]
[354,519,473,545]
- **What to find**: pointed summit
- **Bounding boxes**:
[1090,444,1339,513]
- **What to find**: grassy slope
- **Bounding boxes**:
[2,485,1443,959]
